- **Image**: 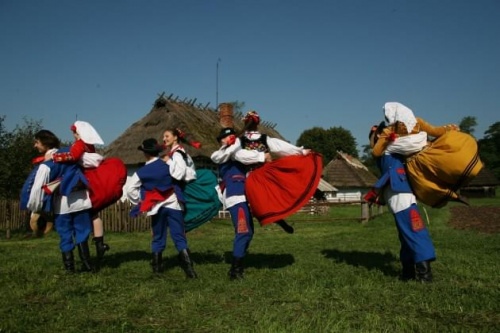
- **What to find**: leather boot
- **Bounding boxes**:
[77,241,95,272]
[275,220,294,234]
[93,236,110,260]
[401,260,415,281]
[178,249,198,279]
[228,256,244,280]
[415,261,433,283]
[62,251,75,273]
[152,252,163,273]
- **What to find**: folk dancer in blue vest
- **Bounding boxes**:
[26,130,94,273]
[211,127,261,279]
[365,124,435,282]
[20,130,59,237]
[126,138,197,278]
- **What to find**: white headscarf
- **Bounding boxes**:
[73,121,104,145]
[383,102,417,134]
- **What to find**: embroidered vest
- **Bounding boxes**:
[374,154,413,193]
[218,161,246,197]
[240,134,269,153]
[136,159,185,203]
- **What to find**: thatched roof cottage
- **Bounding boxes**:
[460,167,500,198]
[104,94,285,174]
[322,151,377,202]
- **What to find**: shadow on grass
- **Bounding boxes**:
[224,251,295,269]
[98,250,294,271]
[99,250,151,268]
[100,250,224,269]
[321,249,399,277]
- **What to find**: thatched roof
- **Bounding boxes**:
[323,151,377,188]
[462,167,500,187]
[104,94,285,165]
[317,178,338,192]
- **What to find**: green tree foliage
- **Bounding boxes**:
[459,116,478,136]
[360,144,381,177]
[297,126,358,164]
[0,116,42,199]
[478,121,500,179]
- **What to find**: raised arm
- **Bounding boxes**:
[211,138,242,164]
[52,140,87,163]
[267,137,308,156]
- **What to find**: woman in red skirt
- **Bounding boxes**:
[236,111,323,233]
[51,121,126,261]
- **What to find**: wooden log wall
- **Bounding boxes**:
[1,200,385,234]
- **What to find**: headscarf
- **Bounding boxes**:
[383,102,417,134]
[243,111,260,126]
[71,121,104,145]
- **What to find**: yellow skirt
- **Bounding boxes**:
[406,131,483,207]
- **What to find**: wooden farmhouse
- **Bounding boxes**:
[322,151,377,202]
[460,167,500,198]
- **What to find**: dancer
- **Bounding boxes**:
[238,111,322,232]
[127,138,197,278]
[51,121,126,260]
[366,124,435,282]
[211,127,259,279]
[372,102,482,207]
[27,130,94,272]
[162,128,220,232]
[20,130,58,236]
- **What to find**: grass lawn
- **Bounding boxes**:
[1,198,499,332]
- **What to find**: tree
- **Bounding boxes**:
[0,116,43,199]
[459,116,478,136]
[297,126,358,164]
[478,121,500,179]
[360,144,380,177]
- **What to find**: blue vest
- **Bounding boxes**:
[374,154,413,193]
[218,161,246,198]
[136,159,185,203]
[21,147,87,212]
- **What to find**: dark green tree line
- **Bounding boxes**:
[0,116,42,199]
[296,126,358,164]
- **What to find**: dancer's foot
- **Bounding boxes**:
[276,220,294,234]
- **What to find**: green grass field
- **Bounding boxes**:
[1,199,499,332]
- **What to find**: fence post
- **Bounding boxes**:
[361,201,369,223]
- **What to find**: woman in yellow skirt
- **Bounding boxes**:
[372,102,482,207]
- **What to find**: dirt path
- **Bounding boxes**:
[449,206,500,234]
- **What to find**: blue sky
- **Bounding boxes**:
[1,0,499,152]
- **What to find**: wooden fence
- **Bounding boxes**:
[1,199,385,236]
[298,201,384,223]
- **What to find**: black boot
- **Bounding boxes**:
[401,260,416,281]
[152,252,163,273]
[415,261,433,283]
[77,241,95,272]
[276,220,294,234]
[228,257,244,280]
[178,249,198,279]
[62,251,75,273]
[93,236,110,260]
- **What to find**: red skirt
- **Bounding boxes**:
[84,158,127,214]
[245,153,323,226]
